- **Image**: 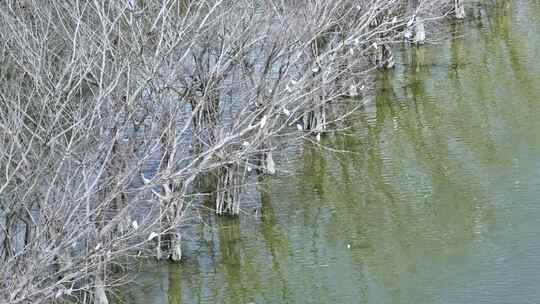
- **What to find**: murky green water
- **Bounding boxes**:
[119,2,540,303]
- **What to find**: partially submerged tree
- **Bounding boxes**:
[0,0,469,303]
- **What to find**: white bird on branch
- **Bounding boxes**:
[141,174,151,185]
[283,108,291,116]
[148,232,159,241]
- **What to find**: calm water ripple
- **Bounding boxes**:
[119,2,540,303]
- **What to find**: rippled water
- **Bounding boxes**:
[118,2,540,303]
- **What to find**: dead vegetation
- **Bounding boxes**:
[0,0,468,303]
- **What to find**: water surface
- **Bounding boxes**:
[119,3,540,303]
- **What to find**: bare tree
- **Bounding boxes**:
[0,0,468,303]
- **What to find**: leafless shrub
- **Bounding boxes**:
[0,0,466,303]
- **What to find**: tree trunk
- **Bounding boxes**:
[455,0,466,19]
[215,164,241,215]
[94,276,109,304]
[264,150,276,175]
[414,16,426,44]
[169,233,182,262]
[303,104,327,134]
[94,258,109,304]
[257,137,276,175]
